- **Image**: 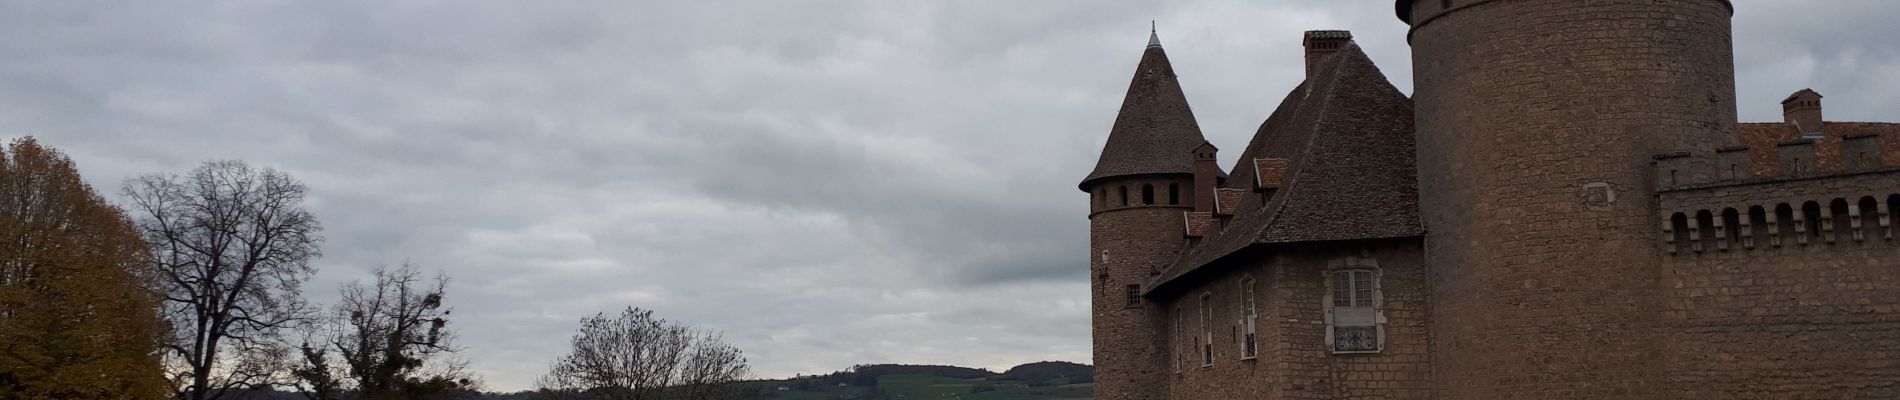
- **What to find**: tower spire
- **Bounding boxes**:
[1148,21,1161,47]
[1080,23,1207,190]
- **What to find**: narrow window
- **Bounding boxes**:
[1175,309,1185,373]
[1830,198,1852,242]
[1884,194,1900,240]
[1119,186,1129,207]
[1860,196,1882,241]
[1721,208,1741,250]
[1168,183,1180,205]
[1695,210,1716,251]
[1441,0,1452,9]
[1748,206,1769,248]
[1240,278,1258,359]
[1142,184,1156,205]
[1200,293,1212,367]
[1669,212,1691,253]
[1803,201,1824,239]
[1125,285,1143,308]
[1328,269,1380,353]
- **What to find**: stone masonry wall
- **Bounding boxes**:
[1090,175,1194,400]
[1405,0,1738,398]
[1658,170,1900,398]
[1162,238,1431,400]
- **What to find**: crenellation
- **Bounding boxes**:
[1660,135,1898,189]
[1778,139,1818,176]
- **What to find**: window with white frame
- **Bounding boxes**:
[1327,268,1382,353]
[1199,293,1212,367]
[1239,278,1259,359]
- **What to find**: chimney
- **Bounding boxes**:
[1191,142,1219,213]
[1303,30,1353,80]
[1782,89,1824,137]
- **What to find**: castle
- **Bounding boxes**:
[1080,1,1900,399]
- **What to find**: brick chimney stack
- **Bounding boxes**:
[1303,30,1353,80]
[1191,142,1219,213]
[1782,89,1824,136]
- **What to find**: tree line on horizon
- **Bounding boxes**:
[0,137,750,400]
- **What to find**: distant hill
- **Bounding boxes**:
[752,362,1094,399]
[1000,361,1094,385]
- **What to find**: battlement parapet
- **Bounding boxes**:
[1658,166,1900,256]
[1657,132,1892,190]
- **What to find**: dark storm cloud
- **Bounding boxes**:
[1,0,1892,390]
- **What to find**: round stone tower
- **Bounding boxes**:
[1080,29,1204,400]
[1395,1,1736,399]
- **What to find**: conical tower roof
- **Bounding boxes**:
[1080,31,1209,190]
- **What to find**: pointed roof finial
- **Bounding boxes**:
[1148,21,1161,48]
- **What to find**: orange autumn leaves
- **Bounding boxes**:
[0,137,169,399]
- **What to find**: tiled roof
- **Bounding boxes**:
[1080,37,1210,189]
[1146,43,1420,295]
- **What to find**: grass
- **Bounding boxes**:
[762,374,1091,400]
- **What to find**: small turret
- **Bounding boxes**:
[1081,28,1204,400]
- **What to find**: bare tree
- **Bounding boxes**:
[537,308,751,400]
[122,160,322,400]
[316,263,476,400]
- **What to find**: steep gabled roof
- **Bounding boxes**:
[1080,33,1210,189]
[1147,43,1420,295]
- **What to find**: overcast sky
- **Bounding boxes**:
[3,0,1896,391]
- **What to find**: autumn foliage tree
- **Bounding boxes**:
[0,137,169,398]
[123,160,323,400]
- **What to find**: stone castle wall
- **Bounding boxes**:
[1162,239,1432,400]
[1404,0,1738,398]
[1657,170,1900,398]
[1088,175,1192,400]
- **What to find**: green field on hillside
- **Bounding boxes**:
[762,374,1091,400]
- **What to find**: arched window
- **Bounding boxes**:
[1669,212,1691,253]
[1119,186,1129,207]
[1721,208,1741,250]
[1168,183,1180,205]
[1748,206,1769,248]
[1860,196,1882,241]
[1803,201,1824,241]
[1889,194,1900,240]
[1327,268,1380,353]
[1830,198,1852,242]
[1142,184,1156,205]
[1095,188,1106,210]
[1238,277,1258,359]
